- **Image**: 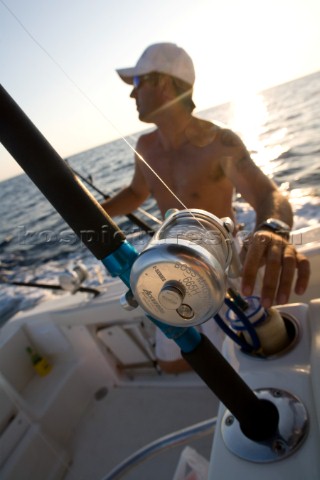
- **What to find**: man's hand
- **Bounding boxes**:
[240,231,310,308]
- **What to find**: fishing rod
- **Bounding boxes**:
[69,163,161,225]
[1,260,101,296]
[0,84,281,443]
[66,162,159,235]
[2,280,100,297]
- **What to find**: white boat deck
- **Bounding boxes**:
[63,384,219,480]
[1,227,319,479]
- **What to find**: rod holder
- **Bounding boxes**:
[182,334,279,441]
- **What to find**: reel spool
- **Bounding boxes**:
[130,209,237,327]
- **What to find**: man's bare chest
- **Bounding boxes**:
[140,146,225,189]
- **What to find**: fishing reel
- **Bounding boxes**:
[59,262,89,293]
[129,209,241,327]
[127,208,291,357]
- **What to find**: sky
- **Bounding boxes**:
[1,0,320,182]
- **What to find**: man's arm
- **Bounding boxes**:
[219,129,293,226]
[101,153,150,217]
[219,129,310,307]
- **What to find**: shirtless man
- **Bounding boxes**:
[102,43,310,310]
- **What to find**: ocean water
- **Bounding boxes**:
[1,71,320,322]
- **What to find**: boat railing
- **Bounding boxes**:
[100,417,216,480]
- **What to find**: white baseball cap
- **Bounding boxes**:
[116,43,195,86]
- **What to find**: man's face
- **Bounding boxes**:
[130,74,165,123]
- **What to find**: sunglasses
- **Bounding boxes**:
[133,74,157,89]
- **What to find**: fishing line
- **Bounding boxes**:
[0,8,208,475]
[1,0,205,230]
[0,8,240,475]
